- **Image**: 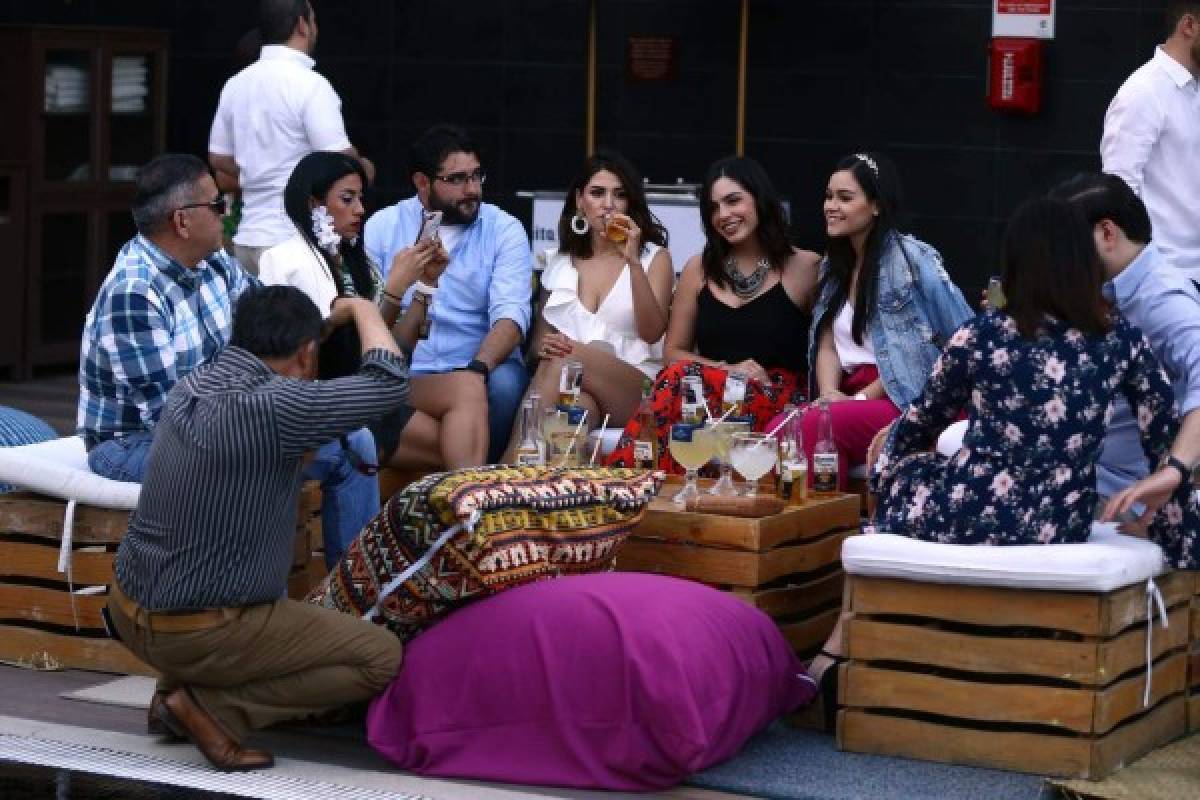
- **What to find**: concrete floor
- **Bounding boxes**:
[0,665,747,800]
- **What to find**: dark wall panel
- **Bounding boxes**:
[0,0,1168,301]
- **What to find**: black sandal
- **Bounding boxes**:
[813,649,844,733]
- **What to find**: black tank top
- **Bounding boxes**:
[693,282,810,373]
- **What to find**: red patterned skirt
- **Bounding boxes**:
[606,360,805,474]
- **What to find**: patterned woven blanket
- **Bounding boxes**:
[307,465,663,641]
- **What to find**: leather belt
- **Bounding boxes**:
[107,583,237,634]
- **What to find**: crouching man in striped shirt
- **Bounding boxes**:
[105,285,407,772]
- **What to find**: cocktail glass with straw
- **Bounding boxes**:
[706,408,751,496]
[668,422,715,506]
[730,432,778,497]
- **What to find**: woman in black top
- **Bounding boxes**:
[607,156,819,472]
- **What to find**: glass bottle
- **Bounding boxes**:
[633,378,658,469]
[778,406,808,505]
[514,397,543,466]
[811,399,838,496]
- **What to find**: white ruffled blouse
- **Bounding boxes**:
[540,244,664,379]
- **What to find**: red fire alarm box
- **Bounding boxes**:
[988,37,1042,114]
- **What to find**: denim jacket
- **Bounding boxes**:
[807,232,973,408]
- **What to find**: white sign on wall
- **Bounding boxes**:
[992,0,1055,39]
[528,191,707,273]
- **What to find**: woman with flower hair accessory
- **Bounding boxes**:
[781,151,972,490]
[260,151,459,477]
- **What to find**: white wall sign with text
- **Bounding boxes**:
[992,0,1055,40]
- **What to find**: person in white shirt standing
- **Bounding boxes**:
[208,0,375,274]
[1101,2,1200,281]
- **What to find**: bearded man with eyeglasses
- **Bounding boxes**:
[365,124,533,465]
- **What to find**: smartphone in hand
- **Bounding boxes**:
[986,276,1006,310]
[415,210,443,245]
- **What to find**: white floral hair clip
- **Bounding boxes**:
[854,152,879,177]
[311,206,341,256]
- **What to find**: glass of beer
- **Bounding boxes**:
[604,212,629,244]
[558,359,584,407]
[730,432,778,497]
[669,422,715,506]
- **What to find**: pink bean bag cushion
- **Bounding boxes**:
[367,572,816,791]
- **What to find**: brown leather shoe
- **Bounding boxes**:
[160,687,274,771]
[148,690,185,742]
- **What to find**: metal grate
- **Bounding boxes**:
[0,733,433,800]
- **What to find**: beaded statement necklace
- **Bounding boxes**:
[723,255,771,299]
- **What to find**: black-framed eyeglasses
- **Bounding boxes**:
[433,170,487,188]
[176,197,228,217]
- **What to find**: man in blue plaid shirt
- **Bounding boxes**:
[78,154,380,556]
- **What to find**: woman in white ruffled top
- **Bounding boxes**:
[500,151,674,462]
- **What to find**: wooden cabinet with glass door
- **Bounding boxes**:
[0,26,166,376]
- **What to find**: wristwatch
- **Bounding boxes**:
[464,359,491,379]
[1160,455,1193,487]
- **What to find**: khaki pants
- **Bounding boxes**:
[231,243,268,276]
[108,591,403,741]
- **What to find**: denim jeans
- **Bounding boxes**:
[485,359,530,463]
[88,431,156,483]
[302,428,380,569]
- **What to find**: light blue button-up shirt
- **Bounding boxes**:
[364,196,532,373]
[1097,242,1200,496]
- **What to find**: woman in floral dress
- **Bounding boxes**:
[806,196,1200,732]
[869,196,1200,569]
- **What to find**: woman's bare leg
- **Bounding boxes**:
[410,372,488,468]
[808,613,849,681]
[500,343,645,463]
[382,410,443,471]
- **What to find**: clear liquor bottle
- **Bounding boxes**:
[514,397,543,466]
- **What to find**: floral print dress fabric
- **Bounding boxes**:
[870,311,1200,570]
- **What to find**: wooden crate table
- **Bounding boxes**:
[614,487,860,657]
[837,570,1193,779]
[0,485,322,676]
[1189,572,1200,733]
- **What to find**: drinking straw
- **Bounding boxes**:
[765,406,802,438]
[589,413,611,465]
[746,406,802,452]
[715,405,737,424]
[558,408,589,467]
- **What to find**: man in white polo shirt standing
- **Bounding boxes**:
[208,0,375,274]
[1101,2,1200,281]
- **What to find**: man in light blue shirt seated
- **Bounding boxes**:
[365,124,531,464]
[1052,173,1200,515]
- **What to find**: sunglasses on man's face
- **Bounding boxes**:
[176,196,228,217]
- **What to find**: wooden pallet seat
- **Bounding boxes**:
[0,487,322,676]
[836,525,1189,780]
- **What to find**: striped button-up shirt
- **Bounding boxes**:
[77,235,256,449]
[114,346,409,610]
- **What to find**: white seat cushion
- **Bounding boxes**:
[842,523,1165,592]
[0,436,140,510]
